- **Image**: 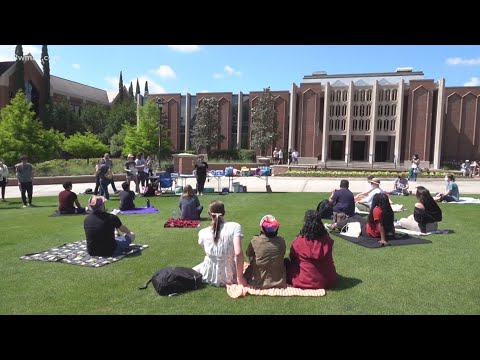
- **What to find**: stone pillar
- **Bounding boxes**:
[433,78,445,169]
[321,82,330,163]
[369,81,379,164]
[237,92,242,149]
[185,93,191,151]
[288,83,297,150]
[345,81,353,163]
[394,80,405,167]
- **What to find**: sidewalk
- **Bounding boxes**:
[4,176,480,198]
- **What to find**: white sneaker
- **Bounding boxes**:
[22,205,27,208]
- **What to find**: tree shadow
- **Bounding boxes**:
[330,274,363,291]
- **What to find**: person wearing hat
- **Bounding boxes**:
[244,215,287,289]
[84,195,136,257]
[286,210,337,289]
[461,160,471,177]
[356,177,384,212]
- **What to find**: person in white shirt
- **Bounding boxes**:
[461,160,471,177]
[0,158,9,202]
[356,178,384,211]
[278,148,284,165]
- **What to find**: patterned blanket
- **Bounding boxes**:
[226,285,326,298]
[164,218,201,228]
[20,240,149,267]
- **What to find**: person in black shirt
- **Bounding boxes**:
[194,155,208,195]
[328,179,355,223]
[118,181,136,211]
[84,195,135,257]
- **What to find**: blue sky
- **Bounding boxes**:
[2,45,480,101]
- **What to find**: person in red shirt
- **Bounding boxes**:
[286,210,337,289]
[58,181,85,214]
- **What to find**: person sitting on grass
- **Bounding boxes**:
[58,181,85,214]
[354,175,375,202]
[244,215,287,289]
[397,186,442,233]
[355,177,384,212]
[434,173,460,203]
[285,210,337,289]
[118,181,136,211]
[179,184,203,220]
[391,172,410,196]
[84,195,135,257]
[193,200,247,287]
[334,193,395,246]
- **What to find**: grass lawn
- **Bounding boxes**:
[1,192,479,315]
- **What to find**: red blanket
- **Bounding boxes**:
[164,218,201,228]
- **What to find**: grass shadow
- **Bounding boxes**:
[330,274,363,291]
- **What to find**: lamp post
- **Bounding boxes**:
[154,97,166,167]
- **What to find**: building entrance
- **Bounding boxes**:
[375,141,388,162]
[331,140,344,160]
[352,141,366,161]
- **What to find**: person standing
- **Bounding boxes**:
[96,159,110,200]
[291,149,299,165]
[0,159,8,202]
[58,181,85,214]
[15,155,34,208]
[194,155,208,196]
[124,154,139,194]
[84,195,136,257]
[278,148,284,165]
[103,153,118,193]
[409,154,420,182]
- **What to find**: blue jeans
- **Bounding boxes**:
[99,179,110,200]
[112,234,133,257]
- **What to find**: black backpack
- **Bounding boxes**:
[139,267,203,296]
[317,199,333,219]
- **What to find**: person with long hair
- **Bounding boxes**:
[434,173,460,202]
[244,215,287,289]
[336,193,394,245]
[286,210,336,289]
[179,184,203,220]
[398,186,442,233]
[193,200,247,287]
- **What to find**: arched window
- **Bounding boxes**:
[335,119,340,131]
[342,104,347,116]
[392,104,396,116]
[359,120,364,131]
[378,105,383,116]
[378,89,384,102]
[330,91,335,102]
[391,119,396,131]
[366,104,371,117]
[360,89,365,102]
[377,119,382,131]
[366,121,370,131]
[329,119,334,130]
[353,119,357,131]
[366,89,372,101]
[330,105,334,117]
[336,90,341,102]
[341,119,346,131]
[385,104,389,116]
[360,105,365,117]
[342,90,348,102]
[385,89,391,102]
[392,89,397,101]
[353,105,358,117]
[354,90,359,102]
[336,105,340,116]
[383,119,389,131]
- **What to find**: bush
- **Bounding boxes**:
[279,170,448,178]
[208,149,256,162]
[33,158,125,177]
[239,149,256,162]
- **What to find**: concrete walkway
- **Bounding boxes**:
[3,176,480,199]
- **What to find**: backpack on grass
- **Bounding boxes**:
[139,267,203,296]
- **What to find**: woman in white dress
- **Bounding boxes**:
[193,200,247,287]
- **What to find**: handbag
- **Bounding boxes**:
[341,222,362,237]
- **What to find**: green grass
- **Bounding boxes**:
[1,193,479,314]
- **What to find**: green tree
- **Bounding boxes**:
[15,45,25,93]
[80,104,109,136]
[49,98,83,135]
[128,81,134,100]
[0,91,64,164]
[109,127,127,157]
[144,81,149,97]
[122,98,171,157]
[63,132,109,163]
[191,98,223,153]
[103,100,136,142]
[135,79,140,97]
[250,87,278,156]
[118,71,124,103]
[40,45,51,125]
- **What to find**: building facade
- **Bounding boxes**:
[147,68,480,168]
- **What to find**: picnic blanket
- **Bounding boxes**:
[355,204,405,215]
[226,284,326,298]
[444,197,480,204]
[20,240,149,267]
[164,218,201,228]
[110,207,159,215]
[49,212,87,217]
[394,228,451,236]
[329,231,431,248]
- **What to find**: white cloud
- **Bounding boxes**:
[213,73,224,79]
[167,45,201,53]
[464,77,480,86]
[152,65,177,79]
[72,63,80,70]
[224,65,242,76]
[446,57,480,66]
[198,90,209,93]
[0,45,41,61]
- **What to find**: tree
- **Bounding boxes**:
[135,79,140,97]
[190,98,223,153]
[122,98,171,157]
[128,81,134,100]
[250,87,278,156]
[80,104,109,136]
[63,132,109,163]
[0,91,64,164]
[118,71,124,103]
[40,45,51,126]
[48,98,83,135]
[15,45,25,94]
[102,100,137,142]
[144,81,149,97]
[109,127,127,157]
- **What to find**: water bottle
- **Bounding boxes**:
[146,199,151,208]
[172,209,177,219]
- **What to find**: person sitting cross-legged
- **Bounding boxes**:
[58,181,86,214]
[397,186,442,233]
[179,185,203,220]
[118,181,136,211]
[84,195,136,257]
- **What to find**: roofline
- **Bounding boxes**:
[303,71,424,80]
[50,75,108,92]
